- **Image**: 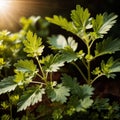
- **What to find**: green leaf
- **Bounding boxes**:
[20,16,40,31]
[77,97,93,112]
[14,71,33,85]
[14,59,37,86]
[46,5,92,39]
[71,5,91,30]
[0,76,17,95]
[40,54,65,72]
[48,35,78,62]
[48,35,67,50]
[14,59,37,73]
[68,96,93,112]
[61,74,80,95]
[14,71,25,85]
[92,67,102,75]
[79,84,94,98]
[46,15,76,34]
[48,35,78,51]
[101,57,120,78]
[48,84,70,103]
[92,13,117,38]
[61,48,78,63]
[95,38,120,57]
[1,114,10,120]
[17,86,45,111]
[76,50,85,60]
[93,98,110,112]
[1,101,9,109]
[61,74,94,98]
[52,109,63,120]
[92,14,103,36]
[23,31,44,57]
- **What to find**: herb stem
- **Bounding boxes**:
[36,56,45,79]
[87,61,91,84]
[91,73,104,84]
[36,73,43,80]
[71,62,88,83]
[31,81,45,85]
[50,72,53,82]
[87,45,91,84]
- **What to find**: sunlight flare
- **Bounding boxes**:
[0,0,54,31]
[0,0,11,13]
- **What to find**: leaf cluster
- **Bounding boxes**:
[0,5,120,120]
[0,30,93,118]
[46,5,120,84]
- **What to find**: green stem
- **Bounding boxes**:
[82,58,87,69]
[87,61,91,84]
[36,56,45,77]
[71,62,88,83]
[87,46,91,85]
[50,72,53,82]
[91,73,105,84]
[31,81,45,85]
[37,73,43,80]
[89,40,94,48]
[35,56,47,83]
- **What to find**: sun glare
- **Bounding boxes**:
[0,0,10,13]
[0,0,57,31]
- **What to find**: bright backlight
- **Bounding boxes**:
[0,0,47,31]
[0,0,10,13]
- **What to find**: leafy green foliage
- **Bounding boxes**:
[48,34,78,51]
[40,54,65,72]
[48,35,82,62]
[61,73,80,94]
[0,4,120,120]
[14,59,37,85]
[0,30,25,79]
[52,109,63,120]
[101,57,120,78]
[77,97,93,112]
[92,13,118,38]
[71,5,91,30]
[17,86,45,111]
[23,31,44,57]
[61,74,94,112]
[0,76,17,95]
[91,98,120,119]
[14,59,37,73]
[47,84,70,103]
[46,5,118,45]
[20,16,41,31]
[1,101,9,109]
[46,15,76,35]
[48,35,68,50]
[79,85,94,98]
[92,57,120,79]
[64,98,120,120]
[46,4,120,85]
[1,114,10,120]
[95,37,120,57]
[62,74,94,97]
